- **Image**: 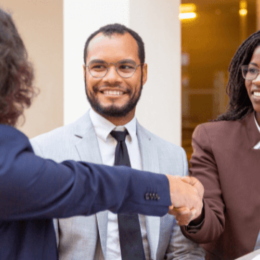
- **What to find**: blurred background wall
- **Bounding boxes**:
[0,0,64,138]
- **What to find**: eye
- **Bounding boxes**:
[248,68,258,74]
[89,63,107,71]
[118,64,135,71]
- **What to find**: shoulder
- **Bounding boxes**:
[0,124,29,147]
[193,117,247,143]
[30,123,73,148]
[0,124,34,166]
[30,113,90,147]
[30,113,92,159]
[138,124,186,157]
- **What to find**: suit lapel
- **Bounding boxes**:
[136,122,161,259]
[74,111,108,258]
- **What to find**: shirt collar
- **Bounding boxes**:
[89,108,137,142]
[254,113,260,133]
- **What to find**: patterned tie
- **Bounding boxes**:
[110,130,145,260]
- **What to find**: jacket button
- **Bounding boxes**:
[156,194,160,200]
[145,193,150,200]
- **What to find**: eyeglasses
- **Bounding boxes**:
[86,60,142,78]
[241,65,260,81]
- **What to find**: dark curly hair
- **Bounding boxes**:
[216,31,260,121]
[0,8,36,126]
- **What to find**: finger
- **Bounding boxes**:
[181,176,198,186]
[173,207,192,226]
[168,206,188,217]
[182,177,204,199]
[189,208,197,222]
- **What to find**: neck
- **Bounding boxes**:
[94,109,136,126]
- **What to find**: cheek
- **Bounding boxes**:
[245,81,251,95]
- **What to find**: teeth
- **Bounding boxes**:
[254,92,260,97]
[104,91,123,95]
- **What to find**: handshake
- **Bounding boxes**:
[166,175,204,226]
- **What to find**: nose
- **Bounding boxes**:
[102,63,122,84]
[252,73,260,85]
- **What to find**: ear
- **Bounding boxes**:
[83,64,86,78]
[142,63,148,85]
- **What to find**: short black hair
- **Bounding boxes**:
[83,23,145,65]
[216,31,260,121]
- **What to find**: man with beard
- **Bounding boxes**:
[31,24,205,260]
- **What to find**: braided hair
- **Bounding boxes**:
[216,31,260,121]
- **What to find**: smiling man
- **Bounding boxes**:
[31,24,204,260]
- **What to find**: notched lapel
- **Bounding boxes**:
[137,122,161,259]
[96,211,108,258]
[137,123,160,174]
[74,112,108,257]
[74,113,102,164]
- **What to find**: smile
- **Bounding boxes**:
[253,91,260,97]
[102,90,124,96]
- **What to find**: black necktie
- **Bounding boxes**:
[110,130,145,260]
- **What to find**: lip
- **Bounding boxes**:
[97,86,129,97]
[251,89,260,102]
[102,90,124,96]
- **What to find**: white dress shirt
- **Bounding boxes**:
[254,114,260,149]
[89,109,150,260]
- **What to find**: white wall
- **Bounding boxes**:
[64,0,181,145]
[129,0,181,145]
[64,0,130,125]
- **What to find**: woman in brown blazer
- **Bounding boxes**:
[182,31,260,259]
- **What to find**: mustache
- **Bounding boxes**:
[93,85,131,93]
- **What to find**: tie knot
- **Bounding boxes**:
[110,130,128,142]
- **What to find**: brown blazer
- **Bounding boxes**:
[182,112,260,260]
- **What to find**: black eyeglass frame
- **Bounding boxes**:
[85,61,143,79]
[241,65,260,81]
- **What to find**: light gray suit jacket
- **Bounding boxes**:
[31,111,205,260]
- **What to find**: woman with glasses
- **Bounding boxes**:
[182,31,260,260]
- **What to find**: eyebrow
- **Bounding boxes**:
[88,59,137,65]
[88,59,106,65]
[117,59,137,65]
[249,62,259,67]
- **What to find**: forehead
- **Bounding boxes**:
[250,45,260,63]
[86,32,139,63]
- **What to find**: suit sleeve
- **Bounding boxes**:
[0,125,171,220]
[165,147,205,259]
[181,124,225,243]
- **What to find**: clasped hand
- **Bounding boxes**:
[166,175,204,226]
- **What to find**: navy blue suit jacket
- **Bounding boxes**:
[0,125,171,260]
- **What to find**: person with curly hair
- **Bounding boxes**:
[0,8,203,260]
[181,31,260,259]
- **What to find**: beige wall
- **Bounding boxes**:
[1,0,63,138]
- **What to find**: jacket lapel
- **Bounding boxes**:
[74,111,108,258]
[136,122,161,259]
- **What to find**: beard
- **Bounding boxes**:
[85,74,143,118]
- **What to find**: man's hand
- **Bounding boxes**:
[166,175,204,225]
